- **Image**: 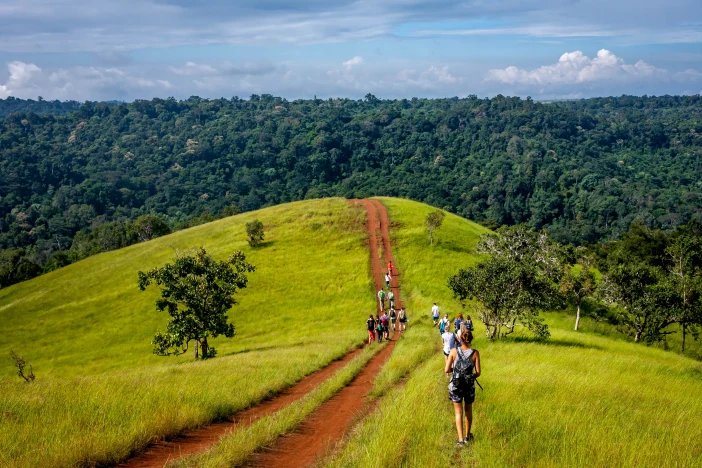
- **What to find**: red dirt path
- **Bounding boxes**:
[243,199,403,468]
[118,199,403,468]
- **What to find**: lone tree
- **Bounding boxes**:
[246,219,265,247]
[559,256,598,331]
[138,248,255,359]
[448,225,562,339]
[666,233,702,352]
[601,261,679,343]
[128,214,171,242]
[425,210,445,245]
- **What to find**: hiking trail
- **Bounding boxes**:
[117,199,402,467]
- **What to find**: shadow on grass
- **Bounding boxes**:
[253,240,276,250]
[505,336,603,350]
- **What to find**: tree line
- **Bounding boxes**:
[0,93,700,288]
[448,219,702,354]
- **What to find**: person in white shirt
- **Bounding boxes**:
[439,314,450,336]
[441,324,456,365]
[385,272,391,288]
[432,302,440,326]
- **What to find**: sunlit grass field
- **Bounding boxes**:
[0,198,375,467]
[325,197,702,467]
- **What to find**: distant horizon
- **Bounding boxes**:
[2,92,700,106]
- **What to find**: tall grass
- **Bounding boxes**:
[325,197,702,467]
[0,198,375,467]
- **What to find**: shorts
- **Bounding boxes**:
[368,330,375,340]
[443,350,449,357]
[448,380,476,404]
[382,325,389,332]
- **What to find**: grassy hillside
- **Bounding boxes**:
[325,197,702,467]
[0,198,374,467]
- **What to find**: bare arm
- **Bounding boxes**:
[444,349,457,374]
[473,349,481,378]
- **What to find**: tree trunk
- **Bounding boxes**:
[634,331,641,343]
[201,337,209,359]
[681,324,686,353]
[574,302,581,331]
[194,340,199,359]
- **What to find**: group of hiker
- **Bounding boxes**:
[366,262,409,344]
[368,261,408,344]
[365,259,482,448]
[433,302,482,447]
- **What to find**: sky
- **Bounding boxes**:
[0,0,701,101]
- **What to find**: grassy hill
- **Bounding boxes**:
[0,198,375,467]
[323,197,702,467]
[2,196,701,467]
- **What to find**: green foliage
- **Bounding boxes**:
[128,214,171,242]
[138,248,255,359]
[425,210,445,245]
[1,94,701,289]
[559,256,598,330]
[449,226,561,339]
[0,248,41,288]
[245,219,265,247]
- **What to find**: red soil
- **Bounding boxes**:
[118,199,403,468]
[243,200,404,468]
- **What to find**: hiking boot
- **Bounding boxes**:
[456,440,465,447]
[464,433,474,443]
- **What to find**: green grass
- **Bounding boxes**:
[170,343,385,468]
[325,197,702,468]
[0,198,375,467]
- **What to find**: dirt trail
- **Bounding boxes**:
[118,199,403,468]
[244,199,403,468]
[118,348,363,467]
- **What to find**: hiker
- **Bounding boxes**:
[432,302,440,326]
[441,323,456,365]
[387,261,394,276]
[454,313,464,334]
[398,308,408,332]
[465,315,474,332]
[381,311,390,340]
[385,272,391,288]
[390,307,397,331]
[376,315,384,343]
[388,290,395,309]
[377,289,386,312]
[439,314,450,335]
[366,314,376,344]
[445,329,481,447]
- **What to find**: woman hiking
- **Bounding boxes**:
[441,322,456,365]
[376,315,384,343]
[366,314,376,344]
[444,328,481,447]
[389,307,397,331]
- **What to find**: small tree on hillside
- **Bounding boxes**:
[559,256,598,331]
[128,214,171,242]
[246,219,265,247]
[138,248,255,359]
[426,211,445,245]
[601,261,680,343]
[10,350,35,383]
[666,234,702,352]
[449,256,553,339]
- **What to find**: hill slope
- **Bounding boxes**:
[324,197,702,467]
[0,198,375,467]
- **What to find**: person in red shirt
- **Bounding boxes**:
[387,261,394,276]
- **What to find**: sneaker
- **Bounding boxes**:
[456,440,465,447]
[464,433,474,443]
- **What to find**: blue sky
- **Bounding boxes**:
[0,0,700,101]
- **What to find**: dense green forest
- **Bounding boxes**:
[0,94,701,287]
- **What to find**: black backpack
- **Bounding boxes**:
[451,348,475,391]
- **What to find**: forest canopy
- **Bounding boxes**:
[0,94,700,286]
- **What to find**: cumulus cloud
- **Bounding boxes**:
[342,56,364,70]
[486,49,694,85]
[0,61,172,100]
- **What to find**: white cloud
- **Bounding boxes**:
[170,61,276,77]
[0,61,172,100]
[486,49,675,85]
[0,61,42,98]
[342,56,364,70]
